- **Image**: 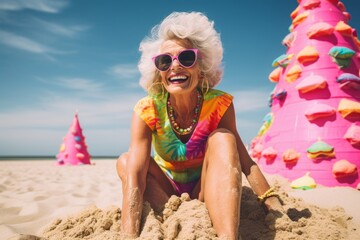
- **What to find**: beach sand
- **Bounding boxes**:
[1,160,359,240]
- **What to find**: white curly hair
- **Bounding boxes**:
[138,12,224,95]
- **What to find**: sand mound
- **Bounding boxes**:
[39,193,216,240]
[13,183,359,240]
[239,186,359,240]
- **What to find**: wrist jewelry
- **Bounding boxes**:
[257,187,279,204]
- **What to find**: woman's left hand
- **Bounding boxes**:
[263,196,294,231]
[263,195,284,213]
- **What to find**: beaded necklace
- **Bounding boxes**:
[167,90,202,135]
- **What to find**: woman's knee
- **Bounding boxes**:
[207,128,237,150]
[205,128,240,168]
[116,152,129,180]
[202,128,242,198]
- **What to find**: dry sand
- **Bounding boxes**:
[1,160,359,240]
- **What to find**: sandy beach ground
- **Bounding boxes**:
[1,159,359,240]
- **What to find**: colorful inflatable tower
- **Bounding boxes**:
[56,112,91,165]
[251,0,360,188]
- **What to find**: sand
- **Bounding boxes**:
[1,160,360,240]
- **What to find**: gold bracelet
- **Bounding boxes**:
[257,187,279,204]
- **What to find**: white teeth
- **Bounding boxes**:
[169,75,188,81]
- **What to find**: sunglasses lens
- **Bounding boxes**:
[155,54,172,71]
[179,50,196,67]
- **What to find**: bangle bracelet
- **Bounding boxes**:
[257,187,279,204]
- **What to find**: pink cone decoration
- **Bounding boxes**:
[251,0,360,188]
[56,113,91,165]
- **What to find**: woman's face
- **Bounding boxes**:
[158,39,201,95]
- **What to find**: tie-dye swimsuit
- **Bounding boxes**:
[134,89,233,195]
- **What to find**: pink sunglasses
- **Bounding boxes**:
[152,48,199,72]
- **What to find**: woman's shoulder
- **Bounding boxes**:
[134,95,159,117]
[134,94,167,114]
[135,95,153,108]
[204,89,233,101]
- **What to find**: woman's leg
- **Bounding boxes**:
[197,129,242,240]
[116,152,176,212]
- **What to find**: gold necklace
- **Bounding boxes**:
[167,90,202,135]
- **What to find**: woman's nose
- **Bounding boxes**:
[171,58,182,69]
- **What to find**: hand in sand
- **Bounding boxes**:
[264,196,293,231]
[264,195,284,213]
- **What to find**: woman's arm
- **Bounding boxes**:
[121,112,152,237]
[218,103,281,210]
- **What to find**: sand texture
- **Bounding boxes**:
[1,160,359,240]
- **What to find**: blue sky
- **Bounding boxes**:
[0,0,359,156]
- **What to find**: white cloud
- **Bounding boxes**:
[0,30,54,54]
[35,18,90,37]
[0,0,67,13]
[41,77,105,93]
[57,78,104,90]
[0,90,143,155]
[108,64,139,79]
[232,89,269,113]
[0,2,87,59]
[0,89,142,129]
[0,30,72,60]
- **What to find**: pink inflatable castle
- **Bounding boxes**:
[56,112,91,165]
[251,0,360,188]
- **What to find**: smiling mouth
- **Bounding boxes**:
[168,75,189,84]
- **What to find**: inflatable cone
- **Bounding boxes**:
[251,0,360,188]
[56,112,91,165]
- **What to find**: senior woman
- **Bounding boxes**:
[116,12,282,239]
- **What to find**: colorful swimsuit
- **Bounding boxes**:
[134,89,233,195]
